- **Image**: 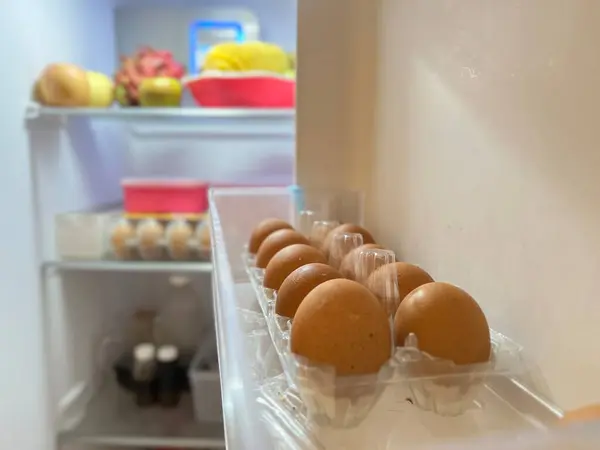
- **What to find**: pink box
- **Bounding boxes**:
[183,71,296,108]
[122,179,209,214]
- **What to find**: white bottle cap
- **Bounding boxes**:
[157,345,179,362]
[134,343,156,362]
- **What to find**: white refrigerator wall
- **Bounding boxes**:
[114,0,297,57]
[297,0,600,411]
[373,0,600,409]
[113,0,297,187]
[0,0,122,449]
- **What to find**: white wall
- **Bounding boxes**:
[0,1,121,449]
[114,0,297,65]
[297,0,600,412]
[372,0,600,409]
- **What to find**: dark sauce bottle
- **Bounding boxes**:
[156,345,182,408]
[132,343,157,407]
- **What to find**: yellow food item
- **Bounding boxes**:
[36,63,90,107]
[86,71,114,107]
[139,77,182,107]
[287,52,296,70]
[203,41,291,74]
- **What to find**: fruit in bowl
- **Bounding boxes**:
[139,78,182,107]
[203,41,291,74]
[114,47,185,106]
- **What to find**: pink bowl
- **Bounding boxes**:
[122,179,209,214]
[184,71,295,108]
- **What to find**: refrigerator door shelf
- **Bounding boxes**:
[209,187,563,450]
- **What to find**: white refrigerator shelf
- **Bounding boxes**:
[43,260,213,274]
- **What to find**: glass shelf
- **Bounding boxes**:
[60,382,225,449]
[26,102,294,120]
[43,260,213,274]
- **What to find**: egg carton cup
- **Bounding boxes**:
[108,217,211,262]
[244,255,531,427]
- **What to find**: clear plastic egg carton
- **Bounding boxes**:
[108,216,211,261]
[208,186,562,449]
[240,194,558,438]
[246,261,532,425]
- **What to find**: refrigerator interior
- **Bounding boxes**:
[296,0,600,419]
[12,0,297,448]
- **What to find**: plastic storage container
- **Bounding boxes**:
[189,354,222,423]
[184,71,295,108]
[208,186,563,450]
[55,211,119,259]
[122,179,209,214]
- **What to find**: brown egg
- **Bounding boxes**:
[339,244,385,280]
[263,244,327,291]
[248,218,293,254]
[166,221,194,260]
[291,279,391,376]
[323,223,376,256]
[367,262,434,314]
[255,229,309,268]
[195,221,211,250]
[394,282,490,365]
[110,219,136,260]
[276,263,342,318]
[559,404,600,426]
[137,219,165,260]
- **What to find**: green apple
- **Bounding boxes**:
[139,77,182,107]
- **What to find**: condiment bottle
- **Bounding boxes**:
[132,343,156,407]
[156,345,181,408]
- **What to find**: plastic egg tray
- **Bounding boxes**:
[109,216,211,262]
[243,251,529,428]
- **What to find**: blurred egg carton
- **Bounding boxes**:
[55,210,211,262]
